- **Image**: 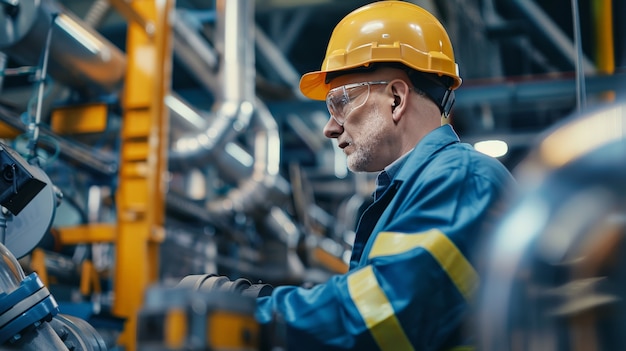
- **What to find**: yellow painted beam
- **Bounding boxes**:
[57,223,116,244]
[108,0,156,38]
[113,1,174,350]
[593,0,614,74]
[80,260,102,295]
[0,122,21,138]
[51,103,108,134]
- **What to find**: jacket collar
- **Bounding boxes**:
[393,124,461,182]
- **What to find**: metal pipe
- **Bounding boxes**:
[218,0,255,103]
[260,206,305,281]
[168,0,255,167]
[0,105,118,176]
[510,0,596,74]
[206,98,290,217]
[6,323,71,350]
[165,93,210,133]
[0,52,6,93]
[168,0,291,225]
[83,0,111,28]
[168,100,254,168]
[166,94,255,181]
[482,0,559,74]
[571,0,587,111]
[19,250,80,285]
[0,0,126,97]
[455,71,626,108]
[27,12,55,162]
[270,9,309,54]
[255,24,306,100]
[172,10,221,96]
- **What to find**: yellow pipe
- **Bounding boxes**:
[593,0,615,74]
[57,223,116,244]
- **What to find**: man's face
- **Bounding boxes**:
[323,73,395,172]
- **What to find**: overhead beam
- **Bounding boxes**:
[456,72,626,108]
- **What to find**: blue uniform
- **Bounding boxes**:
[256,124,515,350]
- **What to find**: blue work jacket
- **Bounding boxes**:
[256,124,515,350]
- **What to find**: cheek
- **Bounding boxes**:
[356,106,386,144]
[350,102,391,144]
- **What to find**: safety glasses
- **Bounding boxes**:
[325,81,389,126]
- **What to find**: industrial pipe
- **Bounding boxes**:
[206,98,290,217]
[0,105,118,177]
[168,0,256,166]
[0,0,126,97]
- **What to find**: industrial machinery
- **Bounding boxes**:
[0,0,351,349]
[0,242,108,351]
[136,274,276,350]
[0,0,623,350]
[0,141,107,350]
[477,102,626,350]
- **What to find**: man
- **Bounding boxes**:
[255,1,515,350]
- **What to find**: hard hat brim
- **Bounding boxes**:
[299,70,328,101]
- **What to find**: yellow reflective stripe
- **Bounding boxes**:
[368,229,478,301]
[347,266,414,351]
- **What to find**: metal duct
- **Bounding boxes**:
[172,10,221,97]
[167,0,291,217]
[168,0,256,167]
[168,99,254,169]
[215,0,255,104]
[0,0,126,97]
[168,101,288,215]
[206,98,290,217]
[165,93,255,182]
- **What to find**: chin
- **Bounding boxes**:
[346,162,361,173]
[346,160,369,173]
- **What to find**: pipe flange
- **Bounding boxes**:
[0,272,59,344]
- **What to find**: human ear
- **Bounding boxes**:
[392,95,400,111]
[389,80,410,121]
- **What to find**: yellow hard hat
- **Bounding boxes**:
[299,1,462,101]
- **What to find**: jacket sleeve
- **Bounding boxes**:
[255,152,512,351]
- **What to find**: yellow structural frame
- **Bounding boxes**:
[47,1,174,349]
[50,103,109,135]
[112,0,174,350]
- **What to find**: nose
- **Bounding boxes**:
[323,116,343,138]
